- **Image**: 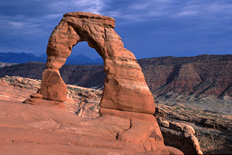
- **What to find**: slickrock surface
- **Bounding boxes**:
[1,72,231,154]
[3,75,232,154]
[0,76,39,102]
[0,100,164,155]
[0,75,101,117]
[0,78,183,155]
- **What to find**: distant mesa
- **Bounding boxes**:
[23,12,184,154]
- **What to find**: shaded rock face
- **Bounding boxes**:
[138,54,232,97]
[157,118,203,155]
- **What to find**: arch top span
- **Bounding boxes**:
[63,12,115,28]
[46,12,137,70]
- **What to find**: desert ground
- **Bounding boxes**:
[0,75,231,154]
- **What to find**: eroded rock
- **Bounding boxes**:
[156,111,203,154]
[23,12,183,154]
[45,12,155,114]
[40,68,67,102]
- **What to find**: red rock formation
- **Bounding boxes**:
[24,12,183,154]
[44,12,155,114]
[40,68,67,102]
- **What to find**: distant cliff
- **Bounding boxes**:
[138,54,232,97]
[1,54,232,97]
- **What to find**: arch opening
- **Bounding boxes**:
[60,41,105,89]
[65,41,102,65]
[72,41,101,59]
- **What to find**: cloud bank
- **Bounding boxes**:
[0,0,231,58]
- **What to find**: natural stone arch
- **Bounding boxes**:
[24,12,172,147]
[45,12,156,114]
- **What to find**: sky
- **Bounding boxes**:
[0,0,232,59]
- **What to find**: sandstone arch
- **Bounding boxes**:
[44,12,156,114]
[23,12,184,154]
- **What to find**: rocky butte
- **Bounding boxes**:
[21,12,187,154]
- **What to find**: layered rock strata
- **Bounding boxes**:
[157,118,203,155]
[24,12,183,154]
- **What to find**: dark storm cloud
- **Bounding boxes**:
[0,0,231,58]
[100,0,232,58]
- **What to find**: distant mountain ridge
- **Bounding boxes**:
[0,52,39,64]
[0,52,103,65]
[1,54,232,98]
